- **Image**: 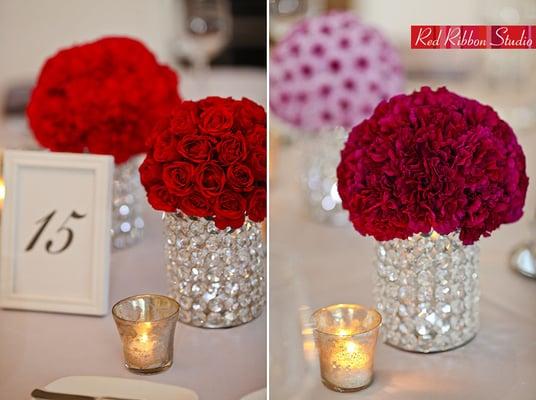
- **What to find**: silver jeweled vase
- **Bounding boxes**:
[374,231,479,353]
[112,156,144,249]
[302,127,348,226]
[164,212,266,328]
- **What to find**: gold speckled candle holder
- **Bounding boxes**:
[312,304,381,392]
[112,294,179,374]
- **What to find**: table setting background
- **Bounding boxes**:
[269,74,536,399]
[0,1,266,399]
[2,0,536,399]
[0,66,266,400]
[269,1,536,398]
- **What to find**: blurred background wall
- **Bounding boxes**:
[270,0,536,130]
[0,0,266,115]
[0,0,177,95]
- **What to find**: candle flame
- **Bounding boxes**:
[138,322,153,344]
[301,327,313,336]
[345,341,357,353]
[331,340,370,370]
[0,177,5,205]
[140,332,149,343]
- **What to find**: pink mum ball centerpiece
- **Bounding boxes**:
[270,11,404,132]
[338,86,528,352]
[140,96,267,328]
[270,11,404,225]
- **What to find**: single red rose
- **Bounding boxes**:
[247,188,267,222]
[198,96,232,110]
[153,131,180,162]
[180,191,213,217]
[147,184,179,212]
[248,147,267,181]
[217,132,247,165]
[226,163,255,192]
[162,161,195,196]
[169,101,199,134]
[245,124,267,148]
[199,106,234,135]
[176,134,214,163]
[139,155,162,187]
[235,97,266,131]
[214,190,247,229]
[196,161,226,197]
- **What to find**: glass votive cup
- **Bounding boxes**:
[312,304,382,392]
[112,294,180,374]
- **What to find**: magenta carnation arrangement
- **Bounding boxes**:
[337,86,528,245]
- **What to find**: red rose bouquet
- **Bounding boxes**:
[337,86,528,245]
[27,36,180,164]
[140,96,267,230]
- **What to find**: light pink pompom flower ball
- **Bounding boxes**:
[270,11,405,132]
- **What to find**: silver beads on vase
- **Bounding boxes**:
[164,212,266,328]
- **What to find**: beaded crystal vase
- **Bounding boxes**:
[302,127,348,226]
[164,212,266,328]
[374,231,479,353]
[112,156,144,249]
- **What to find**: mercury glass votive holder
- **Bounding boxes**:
[112,294,179,374]
[312,304,382,392]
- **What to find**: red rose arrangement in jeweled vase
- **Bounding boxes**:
[337,86,529,353]
[270,11,405,225]
[140,96,267,328]
[26,36,181,249]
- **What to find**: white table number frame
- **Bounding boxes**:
[1,150,113,316]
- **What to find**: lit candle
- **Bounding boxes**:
[123,322,158,370]
[0,176,5,211]
[312,304,381,392]
[113,294,179,374]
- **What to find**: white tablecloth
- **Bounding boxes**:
[0,67,267,400]
[269,78,536,400]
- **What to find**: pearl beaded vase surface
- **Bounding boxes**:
[374,231,479,353]
[112,156,144,249]
[302,127,348,226]
[164,212,266,328]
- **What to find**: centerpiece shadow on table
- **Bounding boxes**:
[370,301,523,398]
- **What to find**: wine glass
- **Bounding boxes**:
[174,0,233,77]
[269,0,326,43]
